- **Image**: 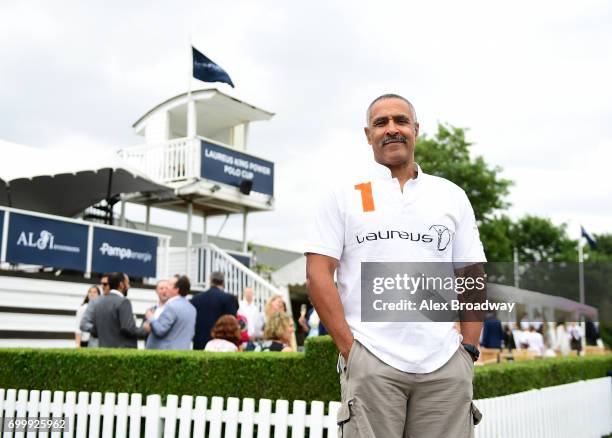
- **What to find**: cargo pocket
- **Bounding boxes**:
[337,398,354,437]
[471,402,482,426]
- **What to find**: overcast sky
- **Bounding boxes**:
[1,1,610,253]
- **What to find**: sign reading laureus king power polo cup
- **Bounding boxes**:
[201,140,274,196]
[6,212,88,271]
[92,227,158,278]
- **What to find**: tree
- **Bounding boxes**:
[478,215,514,262]
[586,233,612,261]
[416,123,512,222]
[512,215,577,262]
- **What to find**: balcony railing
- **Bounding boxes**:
[118,138,200,184]
[166,243,287,314]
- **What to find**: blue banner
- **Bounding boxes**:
[6,213,88,271]
[228,252,251,268]
[201,140,274,196]
[92,227,157,278]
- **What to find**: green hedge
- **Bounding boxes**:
[0,337,610,403]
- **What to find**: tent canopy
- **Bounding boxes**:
[0,140,169,217]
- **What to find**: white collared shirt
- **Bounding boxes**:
[305,161,486,373]
[109,289,124,298]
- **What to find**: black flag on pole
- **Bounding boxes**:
[581,226,598,250]
[192,46,234,88]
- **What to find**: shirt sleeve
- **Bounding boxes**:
[304,189,344,260]
[452,191,487,266]
[118,299,146,339]
[80,300,95,333]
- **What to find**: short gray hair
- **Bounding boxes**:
[366,93,417,125]
[210,271,225,285]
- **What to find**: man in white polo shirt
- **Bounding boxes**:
[305,94,485,437]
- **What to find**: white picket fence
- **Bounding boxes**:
[0,377,610,438]
[474,377,612,438]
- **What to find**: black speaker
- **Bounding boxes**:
[239,179,253,195]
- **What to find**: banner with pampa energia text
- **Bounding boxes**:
[92,227,157,278]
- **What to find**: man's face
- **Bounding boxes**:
[121,275,131,295]
[167,278,180,298]
[100,276,110,295]
[364,98,419,168]
[156,281,169,304]
[244,287,253,303]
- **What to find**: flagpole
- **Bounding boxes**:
[578,236,585,305]
[513,246,519,289]
[578,234,587,354]
[187,34,194,139]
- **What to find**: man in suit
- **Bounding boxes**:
[91,272,146,348]
[191,271,238,349]
[143,275,196,350]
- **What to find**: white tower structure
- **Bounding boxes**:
[118,88,283,304]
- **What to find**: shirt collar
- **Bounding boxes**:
[369,161,423,181]
[167,295,181,304]
[110,289,124,298]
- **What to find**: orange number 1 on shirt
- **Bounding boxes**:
[354,182,375,212]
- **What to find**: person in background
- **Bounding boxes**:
[238,287,264,340]
[75,285,100,347]
[191,271,238,349]
[100,275,110,295]
[502,324,516,351]
[144,275,196,350]
[298,299,328,338]
[263,295,298,351]
[568,321,583,354]
[204,315,242,352]
[260,312,296,352]
[525,325,544,357]
[555,321,571,356]
[91,272,146,348]
[264,294,287,320]
[149,279,169,320]
[480,311,503,349]
[79,274,110,348]
[585,319,600,346]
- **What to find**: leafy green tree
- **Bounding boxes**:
[416,123,512,222]
[478,215,514,261]
[512,215,577,262]
[586,233,612,261]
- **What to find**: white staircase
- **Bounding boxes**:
[170,243,289,314]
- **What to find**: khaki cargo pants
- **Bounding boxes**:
[337,341,481,438]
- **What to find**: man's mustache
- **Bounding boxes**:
[380,134,408,147]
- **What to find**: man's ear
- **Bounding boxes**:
[414,122,420,139]
[364,127,372,145]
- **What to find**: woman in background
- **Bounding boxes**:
[205,315,242,352]
[75,285,100,348]
[260,312,296,352]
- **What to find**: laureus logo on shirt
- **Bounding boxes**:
[428,225,452,251]
[355,225,453,252]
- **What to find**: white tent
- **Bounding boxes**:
[0,140,169,217]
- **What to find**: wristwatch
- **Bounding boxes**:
[462,343,480,361]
